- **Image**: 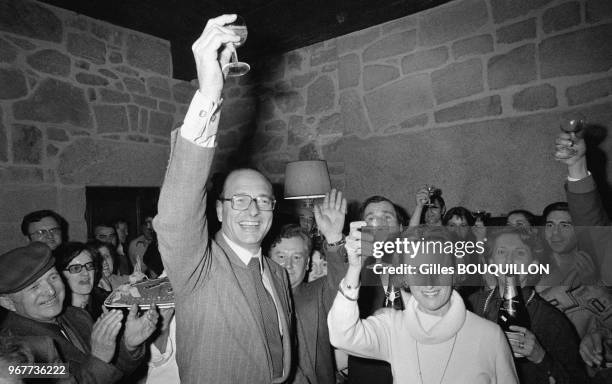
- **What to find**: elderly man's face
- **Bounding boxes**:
[216,170,274,253]
[6,268,65,322]
[94,226,117,247]
[363,201,401,233]
[27,217,62,251]
[269,236,309,288]
[544,210,577,254]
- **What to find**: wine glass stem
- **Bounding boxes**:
[228,43,238,64]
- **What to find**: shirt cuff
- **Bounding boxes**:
[567,170,591,182]
[339,278,360,301]
[180,90,223,147]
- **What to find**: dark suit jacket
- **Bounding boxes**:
[0,307,143,384]
[154,133,293,384]
[291,245,346,384]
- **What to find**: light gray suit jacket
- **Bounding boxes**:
[154,132,293,384]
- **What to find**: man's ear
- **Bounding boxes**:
[0,295,16,312]
[216,200,223,223]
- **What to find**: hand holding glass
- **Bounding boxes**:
[557,115,586,159]
[223,15,250,77]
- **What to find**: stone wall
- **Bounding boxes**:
[0,0,196,252]
[218,0,612,219]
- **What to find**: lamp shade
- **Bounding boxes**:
[284,160,331,199]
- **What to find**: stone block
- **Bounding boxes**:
[0,185,57,224]
[288,116,311,146]
[172,81,197,104]
[13,78,92,128]
[115,65,139,77]
[75,60,89,70]
[94,105,129,133]
[123,77,146,94]
[452,35,493,59]
[253,132,284,153]
[260,155,289,175]
[217,131,240,149]
[337,27,380,55]
[0,109,6,161]
[149,111,173,137]
[159,101,176,114]
[512,84,557,111]
[0,0,62,43]
[586,0,612,23]
[91,23,111,41]
[127,105,139,131]
[221,98,257,128]
[318,113,342,134]
[100,89,130,103]
[98,69,118,80]
[540,24,612,79]
[382,17,417,34]
[310,46,337,67]
[487,44,536,90]
[543,2,580,34]
[305,75,335,114]
[491,0,554,23]
[47,144,58,157]
[434,95,502,123]
[126,34,171,76]
[286,52,303,72]
[133,95,157,109]
[400,114,429,130]
[150,86,171,100]
[338,54,360,89]
[431,58,483,104]
[47,127,69,142]
[57,187,86,223]
[26,49,70,76]
[67,33,106,65]
[139,109,148,133]
[364,74,433,131]
[12,124,42,164]
[264,120,287,134]
[340,90,371,136]
[0,37,17,63]
[57,138,169,185]
[496,18,536,44]
[566,77,612,105]
[0,165,44,184]
[419,0,488,46]
[126,135,149,143]
[290,72,317,89]
[0,67,27,99]
[66,15,88,31]
[401,46,449,74]
[87,88,96,102]
[363,64,400,91]
[75,72,109,86]
[363,30,417,62]
[5,36,35,50]
[109,51,123,64]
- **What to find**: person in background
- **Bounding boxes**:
[329,225,518,383]
[468,227,588,384]
[93,223,118,248]
[21,210,65,251]
[129,215,155,275]
[0,242,155,383]
[308,250,327,282]
[268,189,348,384]
[89,240,133,292]
[113,218,133,275]
[554,130,612,382]
[506,209,538,233]
[409,186,445,227]
[54,242,109,321]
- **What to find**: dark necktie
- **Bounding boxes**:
[248,257,283,378]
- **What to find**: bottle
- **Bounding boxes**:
[497,274,531,331]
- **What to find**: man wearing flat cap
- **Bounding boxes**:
[0,242,157,384]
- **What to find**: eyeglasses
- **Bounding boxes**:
[29,227,61,238]
[64,262,95,274]
[219,194,276,211]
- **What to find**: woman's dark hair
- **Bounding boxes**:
[443,206,475,226]
[506,209,537,226]
[87,240,119,276]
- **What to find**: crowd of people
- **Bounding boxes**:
[1,14,611,384]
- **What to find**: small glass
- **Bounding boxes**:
[557,115,586,159]
[424,185,440,207]
[222,15,250,77]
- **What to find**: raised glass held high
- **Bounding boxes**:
[223,15,250,77]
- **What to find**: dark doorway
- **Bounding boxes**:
[85,187,160,241]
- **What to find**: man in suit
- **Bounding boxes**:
[21,210,65,251]
[268,189,348,384]
[153,15,293,383]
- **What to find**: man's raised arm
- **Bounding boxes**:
[153,15,241,295]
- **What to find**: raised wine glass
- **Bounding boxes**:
[557,114,586,159]
[424,185,439,207]
[222,15,250,77]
